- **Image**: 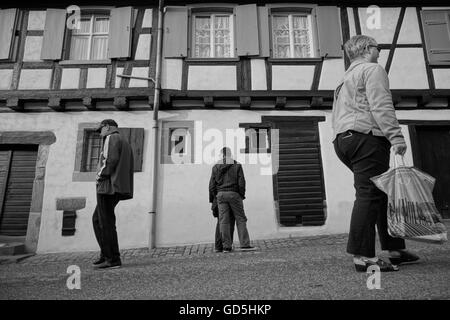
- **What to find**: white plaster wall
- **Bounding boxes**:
[162,59,183,90]
[86,68,106,88]
[347,8,357,37]
[378,49,390,69]
[23,36,43,61]
[115,67,124,88]
[60,69,80,89]
[389,48,428,89]
[318,59,345,90]
[135,34,152,60]
[0,69,13,90]
[18,69,52,89]
[142,9,153,28]
[397,7,421,44]
[129,67,149,87]
[272,65,315,90]
[27,11,46,30]
[358,7,401,44]
[188,66,237,90]
[432,69,450,89]
[251,59,267,90]
[0,109,154,253]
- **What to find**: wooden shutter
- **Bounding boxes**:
[41,9,67,60]
[257,6,270,58]
[274,121,326,226]
[236,4,260,56]
[236,4,259,56]
[163,6,188,58]
[118,128,144,172]
[0,148,37,236]
[316,6,343,58]
[0,9,18,60]
[421,10,450,65]
[108,7,133,59]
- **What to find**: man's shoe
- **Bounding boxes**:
[96,260,122,270]
[215,248,223,253]
[92,256,106,267]
[354,258,399,272]
[389,250,420,265]
[222,248,233,253]
[240,246,257,251]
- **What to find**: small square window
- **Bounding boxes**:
[192,13,235,58]
[81,129,102,172]
[245,127,271,153]
[271,13,316,58]
[161,121,195,164]
[169,127,189,156]
[68,14,110,61]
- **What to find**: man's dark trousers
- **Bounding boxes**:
[93,193,121,262]
[333,131,405,258]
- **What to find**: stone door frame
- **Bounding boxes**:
[0,131,56,253]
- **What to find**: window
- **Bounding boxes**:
[69,14,110,61]
[161,121,195,164]
[271,13,315,58]
[81,129,102,172]
[73,123,144,181]
[192,12,234,58]
[240,126,271,153]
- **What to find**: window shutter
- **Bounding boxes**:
[316,6,343,58]
[257,6,270,58]
[41,9,67,60]
[118,128,144,172]
[0,9,18,60]
[421,10,450,65]
[163,6,188,58]
[236,4,260,56]
[108,7,133,59]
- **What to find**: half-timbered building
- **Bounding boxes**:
[0,1,449,254]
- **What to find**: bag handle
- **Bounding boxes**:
[394,154,406,168]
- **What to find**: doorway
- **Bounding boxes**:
[409,124,450,219]
[0,145,38,237]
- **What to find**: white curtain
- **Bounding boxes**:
[69,36,89,60]
[293,16,310,58]
[70,15,109,60]
[91,36,108,60]
[272,16,290,58]
[214,16,230,57]
[194,17,211,58]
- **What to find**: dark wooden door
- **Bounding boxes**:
[413,126,450,219]
[0,145,38,236]
[270,119,326,226]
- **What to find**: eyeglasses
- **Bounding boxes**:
[368,45,381,53]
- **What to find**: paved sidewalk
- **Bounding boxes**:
[5,233,349,265]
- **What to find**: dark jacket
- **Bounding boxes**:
[208,158,246,203]
[96,128,134,200]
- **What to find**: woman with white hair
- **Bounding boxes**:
[332,35,419,272]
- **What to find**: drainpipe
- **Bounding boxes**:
[149,0,164,249]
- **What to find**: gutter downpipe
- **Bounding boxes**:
[149,0,164,249]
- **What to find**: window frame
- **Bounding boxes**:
[80,128,102,173]
[268,7,320,60]
[239,123,272,154]
[62,9,112,64]
[188,7,236,60]
[161,121,195,164]
[0,9,21,63]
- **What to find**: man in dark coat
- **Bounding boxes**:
[209,147,255,252]
[92,119,134,269]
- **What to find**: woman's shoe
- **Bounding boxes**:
[354,259,399,272]
[389,250,420,265]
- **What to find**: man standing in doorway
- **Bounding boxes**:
[92,119,134,269]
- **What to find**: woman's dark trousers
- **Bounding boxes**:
[333,131,405,258]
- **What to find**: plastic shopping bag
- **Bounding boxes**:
[371,156,447,244]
